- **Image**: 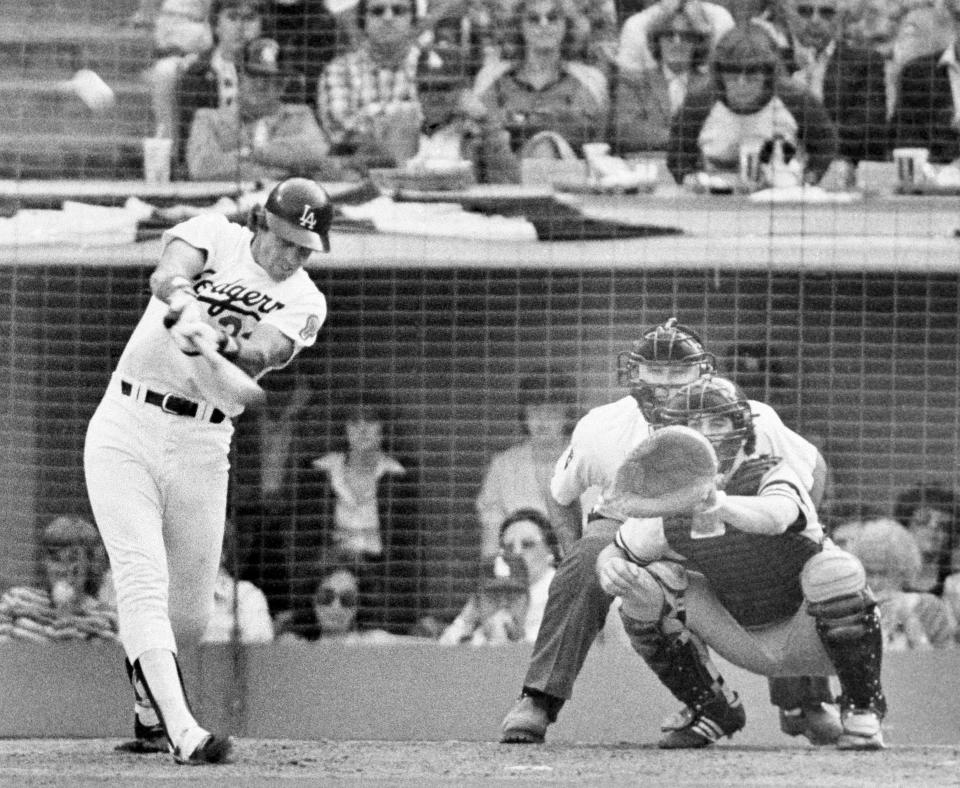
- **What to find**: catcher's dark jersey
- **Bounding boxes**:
[618,455,823,628]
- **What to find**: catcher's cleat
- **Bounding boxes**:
[500,694,552,744]
[114,715,168,754]
[836,708,885,751]
[173,732,234,765]
[659,693,746,749]
[779,702,843,745]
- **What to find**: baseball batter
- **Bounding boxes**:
[83,177,332,765]
[501,318,837,745]
[597,376,886,749]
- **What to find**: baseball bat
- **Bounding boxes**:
[192,333,267,411]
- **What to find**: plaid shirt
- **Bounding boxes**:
[316,44,420,146]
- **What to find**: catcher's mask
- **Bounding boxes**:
[617,317,716,420]
[655,375,755,473]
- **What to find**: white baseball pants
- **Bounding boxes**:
[84,374,233,661]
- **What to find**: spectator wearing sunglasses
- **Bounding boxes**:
[474,0,609,157]
[315,0,422,169]
[608,1,714,154]
[786,0,887,168]
[617,0,733,74]
[276,559,398,642]
[667,22,837,185]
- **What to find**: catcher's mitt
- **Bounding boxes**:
[602,425,719,519]
[723,456,781,496]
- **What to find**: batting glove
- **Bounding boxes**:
[169,319,219,356]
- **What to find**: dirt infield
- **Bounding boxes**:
[0,739,958,786]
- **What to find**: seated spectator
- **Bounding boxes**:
[310,396,422,634]
[0,516,118,644]
[275,559,398,642]
[145,0,215,140]
[608,1,714,155]
[888,0,960,164]
[174,0,264,177]
[667,22,838,187]
[475,374,580,559]
[838,517,955,649]
[439,509,560,645]
[201,520,274,644]
[474,0,609,157]
[404,43,521,182]
[316,0,422,169]
[186,36,341,180]
[417,0,492,77]
[785,0,887,168]
[617,0,733,74]
[262,0,343,107]
[894,482,959,595]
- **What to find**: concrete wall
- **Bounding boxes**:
[1,638,957,746]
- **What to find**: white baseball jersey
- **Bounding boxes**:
[551,394,819,515]
[117,213,327,414]
[85,211,328,663]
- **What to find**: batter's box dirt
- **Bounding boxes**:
[0,739,958,786]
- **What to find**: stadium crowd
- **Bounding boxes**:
[121,0,960,185]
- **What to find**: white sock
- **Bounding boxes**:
[135,648,206,752]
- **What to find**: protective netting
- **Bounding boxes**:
[1,0,959,648]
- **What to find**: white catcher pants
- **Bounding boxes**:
[84,374,233,662]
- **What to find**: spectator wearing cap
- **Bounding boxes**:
[315,0,422,168]
[186,36,341,180]
[440,509,561,645]
[475,374,581,559]
[174,0,265,175]
[406,44,521,182]
[0,515,118,644]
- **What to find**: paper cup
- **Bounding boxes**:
[142,137,173,184]
[892,147,929,189]
[738,143,762,187]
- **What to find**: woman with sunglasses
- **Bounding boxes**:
[666,22,837,188]
[315,0,422,167]
[276,559,398,642]
[608,2,714,154]
[474,0,609,157]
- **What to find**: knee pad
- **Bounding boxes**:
[801,549,866,605]
[803,551,877,643]
[619,560,688,625]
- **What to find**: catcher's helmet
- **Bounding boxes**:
[263,177,333,252]
[655,375,755,472]
[617,317,716,419]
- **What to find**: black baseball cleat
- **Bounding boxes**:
[659,693,746,749]
[173,733,234,765]
[114,716,168,754]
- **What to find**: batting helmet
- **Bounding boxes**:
[655,375,755,472]
[617,317,716,419]
[263,177,333,252]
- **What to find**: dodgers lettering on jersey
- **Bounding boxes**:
[115,214,327,412]
[551,394,818,516]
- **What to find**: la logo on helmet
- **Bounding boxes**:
[298,205,317,230]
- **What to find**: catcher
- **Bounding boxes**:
[596,375,886,749]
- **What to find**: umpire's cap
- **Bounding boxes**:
[42,515,100,547]
[264,177,333,252]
